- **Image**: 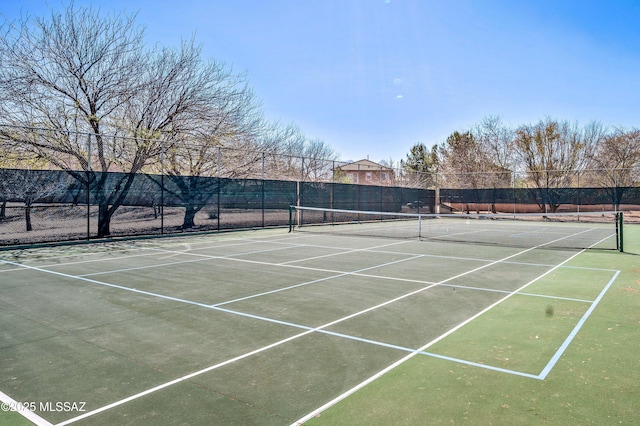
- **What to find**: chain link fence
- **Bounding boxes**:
[0,169,436,245]
[436,168,640,215]
[1,127,638,246]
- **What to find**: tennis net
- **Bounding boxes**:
[289,206,623,251]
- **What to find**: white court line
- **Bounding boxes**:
[78,238,412,279]
[276,239,409,265]
[211,254,424,307]
[0,239,280,275]
[0,251,162,273]
[0,258,216,310]
[54,328,319,426]
[79,256,218,277]
[538,269,620,379]
[78,244,298,277]
[432,223,614,244]
[437,282,595,304]
[0,231,307,273]
[515,291,593,304]
[419,352,541,380]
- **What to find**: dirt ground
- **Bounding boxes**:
[0,204,290,246]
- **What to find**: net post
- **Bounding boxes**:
[289,205,294,232]
[617,212,624,252]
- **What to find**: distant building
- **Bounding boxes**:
[335,159,395,186]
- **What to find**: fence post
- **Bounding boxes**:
[379,164,383,211]
[296,180,301,227]
[434,171,440,214]
[217,147,221,231]
[357,164,361,210]
[577,170,581,215]
[262,152,265,228]
[330,161,335,210]
[86,133,91,240]
[160,138,164,234]
[512,163,517,216]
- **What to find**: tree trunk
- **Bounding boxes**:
[24,199,33,232]
[0,200,6,219]
[182,205,197,229]
[97,203,111,237]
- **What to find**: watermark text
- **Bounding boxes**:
[1,401,87,413]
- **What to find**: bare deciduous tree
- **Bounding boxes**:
[585,127,640,209]
[0,5,149,236]
[473,116,516,178]
[0,4,263,236]
[513,118,601,212]
[261,123,338,181]
[141,46,266,229]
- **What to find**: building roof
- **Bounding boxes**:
[337,159,394,172]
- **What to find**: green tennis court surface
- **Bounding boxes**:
[0,222,637,425]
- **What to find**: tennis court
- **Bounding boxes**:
[0,210,624,425]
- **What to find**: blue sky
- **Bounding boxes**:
[2,1,639,163]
